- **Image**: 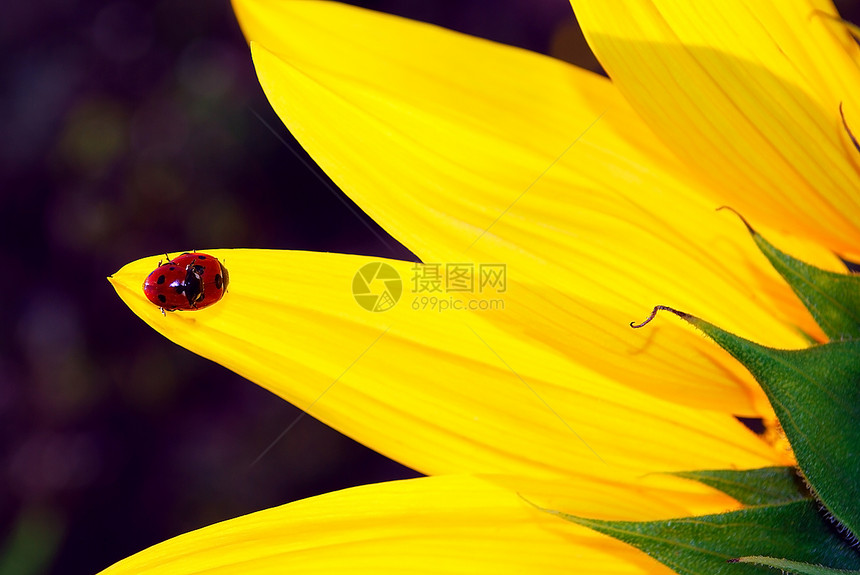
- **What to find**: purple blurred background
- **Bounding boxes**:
[2,1,857,574]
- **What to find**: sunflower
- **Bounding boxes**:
[105,1,860,573]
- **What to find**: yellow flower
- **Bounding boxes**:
[105,1,857,572]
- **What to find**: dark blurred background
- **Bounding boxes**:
[2,1,858,574]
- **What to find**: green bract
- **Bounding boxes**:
[557,222,860,573]
[670,466,807,506]
[738,212,860,340]
[557,499,860,574]
[684,314,860,542]
[733,556,860,574]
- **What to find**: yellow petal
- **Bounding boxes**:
[110,250,786,480]
[571,0,860,256]
[234,0,839,416]
[99,473,738,574]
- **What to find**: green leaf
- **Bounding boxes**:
[654,308,860,540]
[672,467,807,506]
[722,208,860,340]
[553,500,860,575]
[732,555,860,575]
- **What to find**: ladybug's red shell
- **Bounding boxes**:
[143,252,229,312]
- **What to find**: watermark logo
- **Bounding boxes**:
[353,262,506,312]
[411,263,507,294]
[352,262,403,312]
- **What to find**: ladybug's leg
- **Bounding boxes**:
[157,253,175,267]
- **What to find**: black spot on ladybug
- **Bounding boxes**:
[157,294,166,303]
[219,263,230,291]
[156,274,166,284]
[168,266,176,271]
[214,274,222,289]
[197,255,208,260]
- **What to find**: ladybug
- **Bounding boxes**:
[143,252,229,313]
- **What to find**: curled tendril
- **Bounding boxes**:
[715,205,756,234]
[630,305,687,329]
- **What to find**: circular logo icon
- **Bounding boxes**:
[352,262,402,312]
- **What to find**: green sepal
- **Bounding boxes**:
[732,556,860,574]
[671,467,807,506]
[731,212,860,340]
[675,310,860,539]
[553,500,860,575]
